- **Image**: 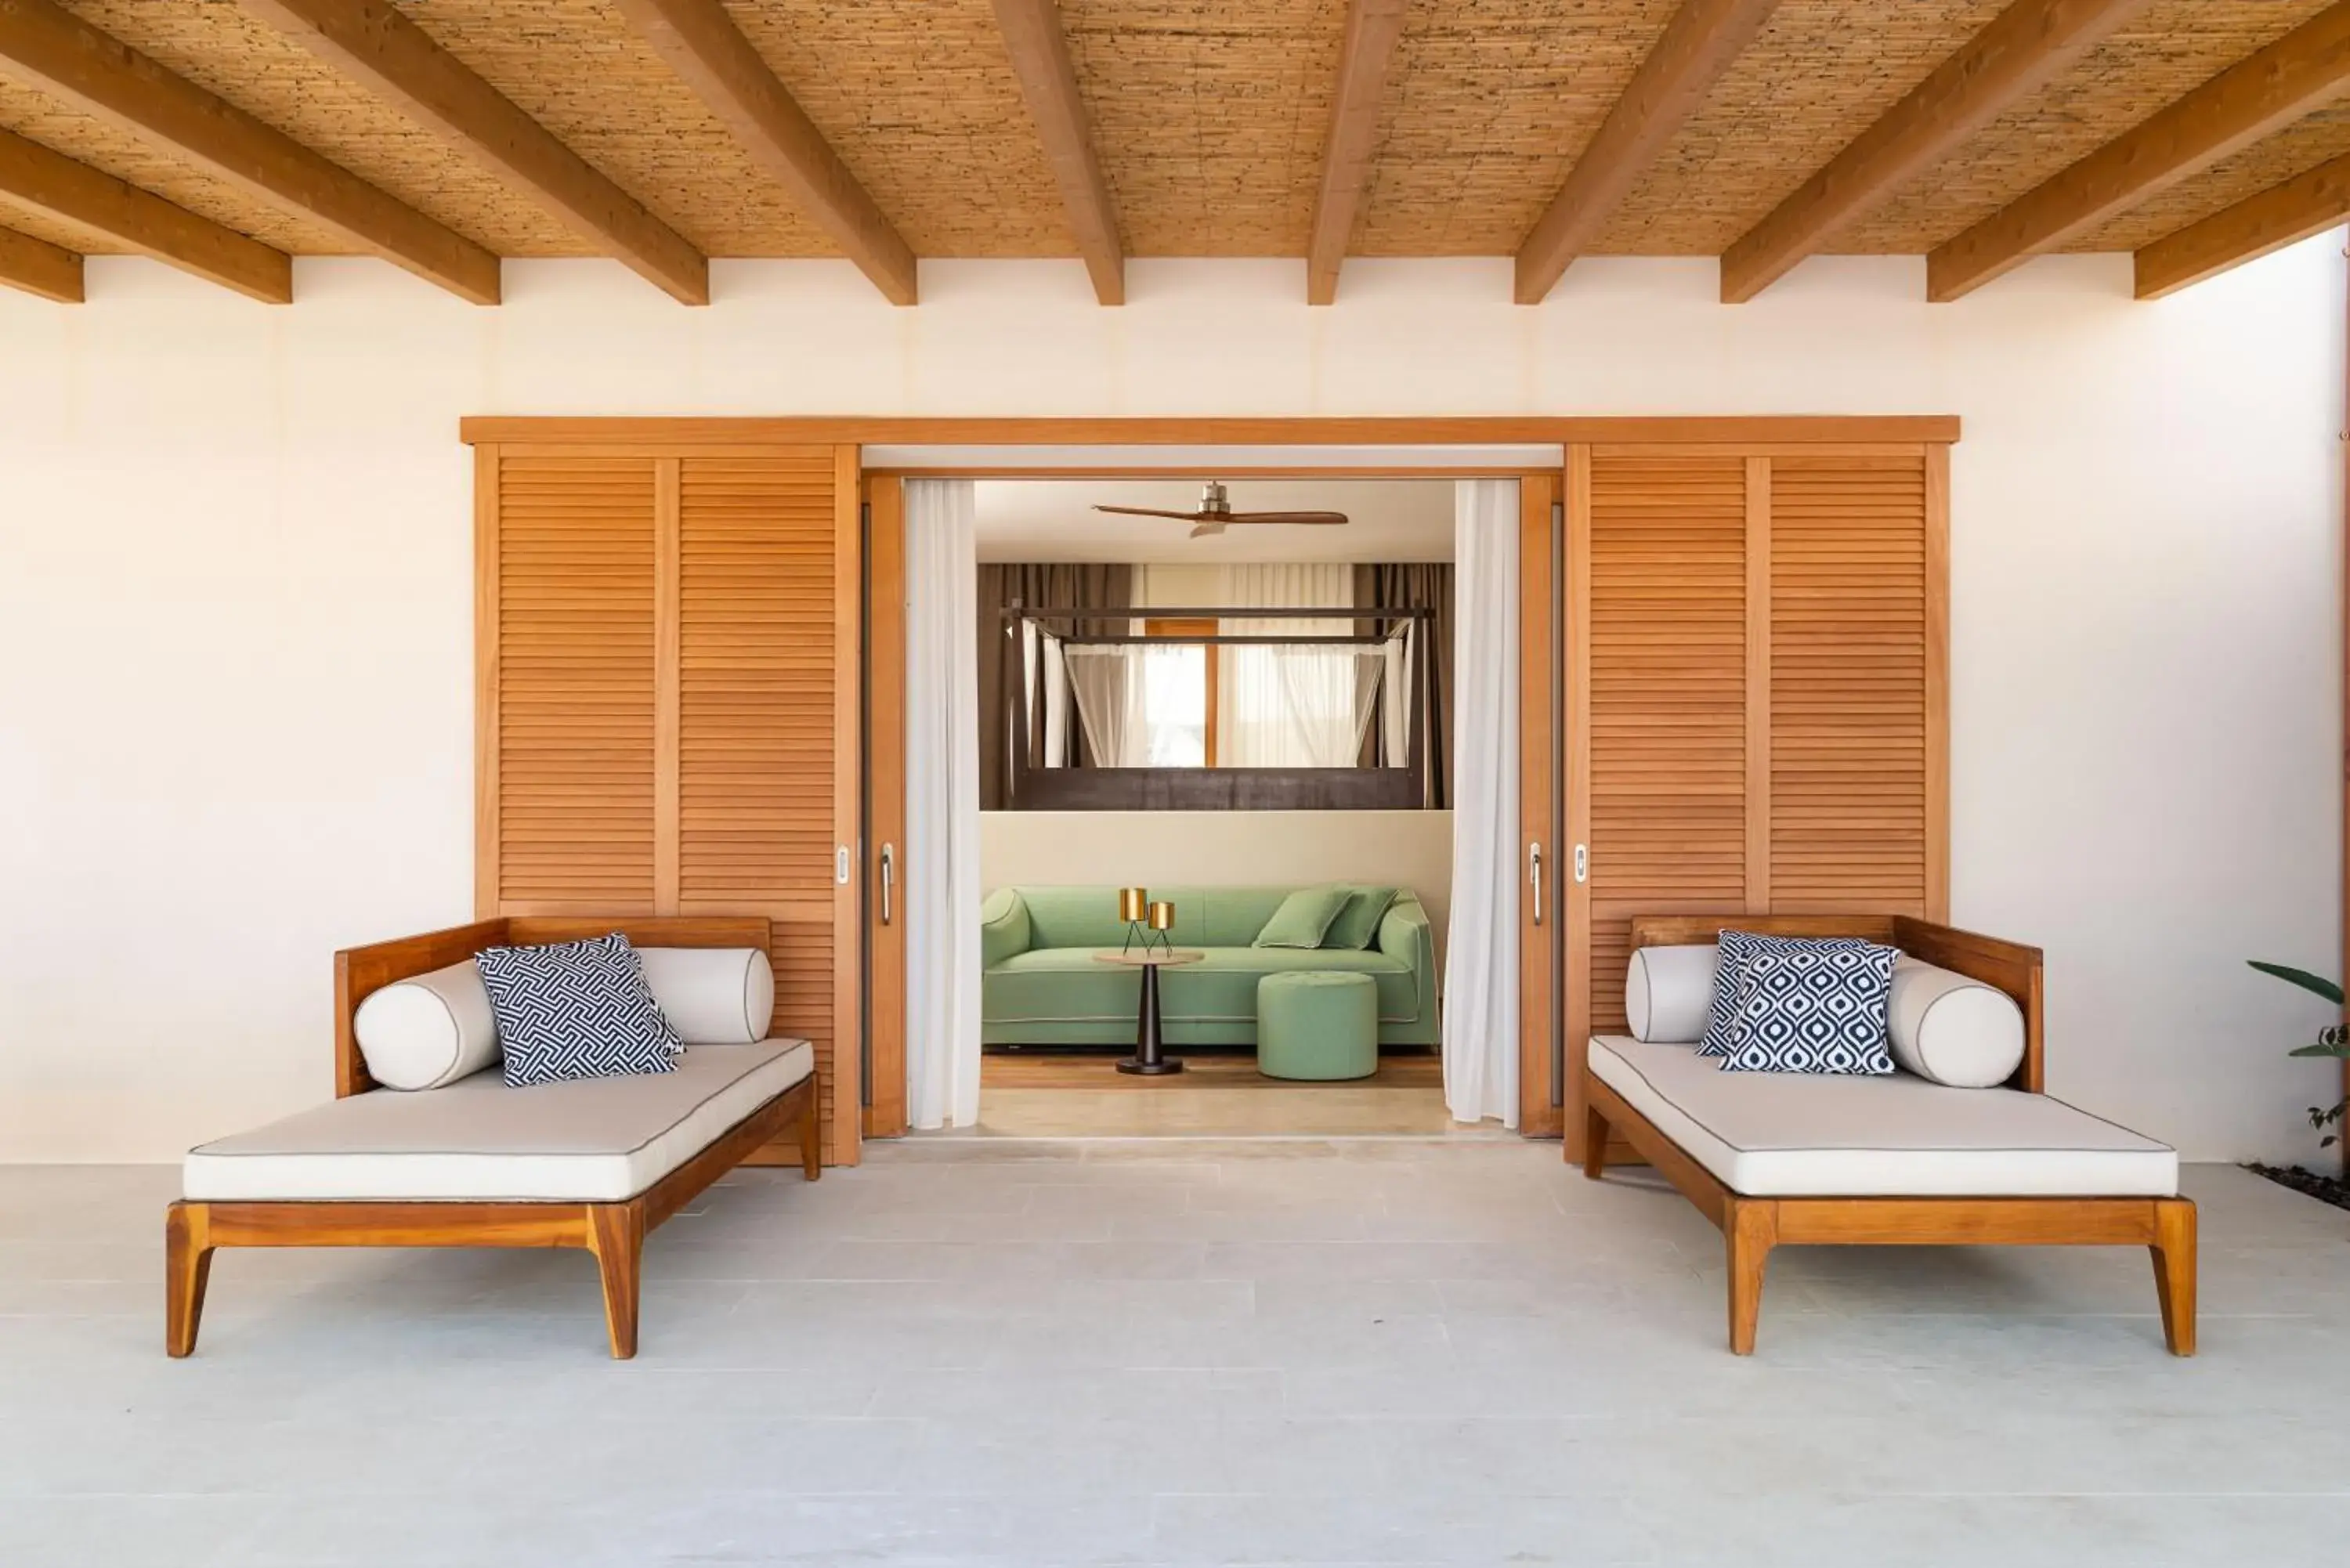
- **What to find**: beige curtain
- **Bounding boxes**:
[1354,562,1453,808]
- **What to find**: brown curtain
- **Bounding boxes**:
[977,564,1134,809]
[1354,562,1453,809]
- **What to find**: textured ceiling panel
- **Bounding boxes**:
[1590,0,2003,255]
[1846,0,2344,254]
[1351,0,1680,257]
[56,0,578,253]
[1062,0,1343,256]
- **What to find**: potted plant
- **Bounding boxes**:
[2246,959,2350,1208]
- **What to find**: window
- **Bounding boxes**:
[1141,618,1217,767]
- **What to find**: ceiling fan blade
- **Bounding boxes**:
[1094,504,1209,521]
[1188,522,1227,539]
[1224,511,1350,526]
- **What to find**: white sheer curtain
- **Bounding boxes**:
[1062,645,1151,766]
[1220,563,1366,766]
[1443,480,1520,1127]
[903,480,982,1129]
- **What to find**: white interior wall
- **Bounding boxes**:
[0,247,2338,1163]
[980,811,1454,959]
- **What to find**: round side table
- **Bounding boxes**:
[1091,949,1204,1075]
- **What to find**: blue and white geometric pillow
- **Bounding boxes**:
[1698,930,1882,1058]
[475,933,682,1089]
[1719,944,1899,1075]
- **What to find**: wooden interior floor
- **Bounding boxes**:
[972,1048,1470,1138]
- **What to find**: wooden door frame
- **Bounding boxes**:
[1519,473,1562,1138]
[865,474,909,1139]
[467,416,1955,1147]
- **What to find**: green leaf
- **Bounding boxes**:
[2290,1042,2350,1057]
[2248,960,2345,1005]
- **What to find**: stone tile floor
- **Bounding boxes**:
[3,1143,2346,1566]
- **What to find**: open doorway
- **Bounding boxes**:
[966,477,1462,1136]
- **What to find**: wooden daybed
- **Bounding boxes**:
[1582,916,2196,1357]
[167,917,819,1360]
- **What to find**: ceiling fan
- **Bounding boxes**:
[1094,481,1348,539]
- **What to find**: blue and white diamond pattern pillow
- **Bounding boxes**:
[1699,930,1882,1058]
[1719,943,1898,1075]
[475,933,682,1089]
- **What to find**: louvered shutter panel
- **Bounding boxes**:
[1584,455,1750,1031]
[487,455,660,912]
[676,451,848,1149]
[1769,456,1932,914]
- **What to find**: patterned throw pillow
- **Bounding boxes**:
[474,933,682,1088]
[1698,930,1879,1058]
[1719,944,1899,1075]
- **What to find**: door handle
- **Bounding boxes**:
[1574,844,1588,884]
[836,845,852,887]
[1528,841,1544,927]
[878,843,896,926]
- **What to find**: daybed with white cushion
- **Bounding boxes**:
[168,917,819,1360]
[1582,916,2194,1357]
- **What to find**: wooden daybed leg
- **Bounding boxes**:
[1726,1198,1777,1356]
[588,1201,645,1360]
[2149,1198,2198,1357]
[797,1081,823,1181]
[164,1202,214,1359]
[1582,1103,1610,1180]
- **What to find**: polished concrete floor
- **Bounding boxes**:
[4,1147,2347,1566]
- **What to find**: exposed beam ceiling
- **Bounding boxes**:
[1515,0,1781,305]
[2134,153,2350,300]
[1307,0,1408,307]
[615,0,917,305]
[241,0,707,305]
[1719,0,2153,304]
[0,0,499,303]
[992,0,1123,306]
[0,127,290,302]
[0,219,78,301]
[1929,1,2350,302]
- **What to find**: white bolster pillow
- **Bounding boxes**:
[637,946,774,1046]
[353,959,500,1091]
[1887,959,2026,1088]
[1625,944,1720,1044]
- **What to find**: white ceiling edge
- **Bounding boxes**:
[863,443,1564,470]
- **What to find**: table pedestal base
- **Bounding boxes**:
[1114,961,1184,1075]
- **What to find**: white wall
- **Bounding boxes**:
[0,246,2338,1162]
[981,811,1454,955]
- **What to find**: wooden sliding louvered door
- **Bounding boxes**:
[1561,442,1948,1164]
[475,441,865,1167]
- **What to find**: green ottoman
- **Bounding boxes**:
[1256,971,1379,1081]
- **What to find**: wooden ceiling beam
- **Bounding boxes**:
[992,0,1123,306]
[0,219,79,301]
[0,127,289,302]
[1719,0,2153,304]
[0,0,497,302]
[1930,0,2350,302]
[1307,0,1408,307]
[1516,0,1781,305]
[614,0,916,305]
[241,0,705,305]
[2133,153,2350,299]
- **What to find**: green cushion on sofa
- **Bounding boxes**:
[1321,885,1400,950]
[1253,885,1351,949]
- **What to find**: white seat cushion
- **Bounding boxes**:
[184,1040,812,1203]
[1589,1035,2176,1198]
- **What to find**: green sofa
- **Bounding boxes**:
[981,885,1440,1048]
